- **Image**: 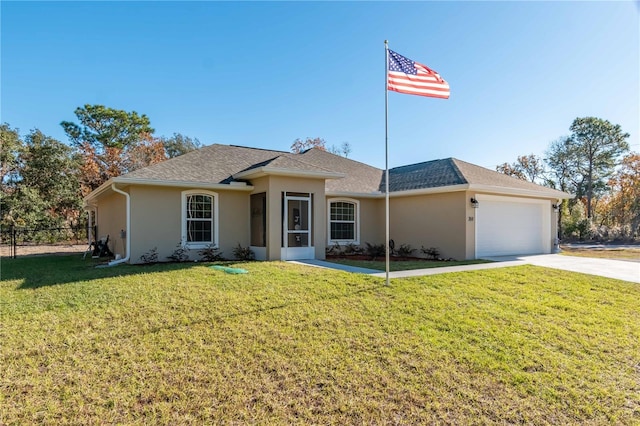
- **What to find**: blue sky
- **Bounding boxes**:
[2,1,638,170]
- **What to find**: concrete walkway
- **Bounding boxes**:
[288,259,381,274]
[291,254,640,283]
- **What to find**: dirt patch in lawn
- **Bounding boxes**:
[560,245,640,262]
[0,243,89,258]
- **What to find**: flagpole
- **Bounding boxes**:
[384,40,390,286]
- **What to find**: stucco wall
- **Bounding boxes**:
[389,191,467,260]
[265,176,327,260]
[95,191,127,258]
[125,185,249,263]
[465,191,477,260]
[363,198,386,245]
[95,177,328,263]
[218,190,250,257]
[95,182,561,263]
[129,185,181,262]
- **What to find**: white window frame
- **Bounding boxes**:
[181,190,219,249]
[327,198,360,245]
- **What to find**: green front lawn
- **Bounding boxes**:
[327,258,492,271]
[1,256,639,424]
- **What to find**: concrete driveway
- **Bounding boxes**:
[483,254,640,283]
[293,254,640,284]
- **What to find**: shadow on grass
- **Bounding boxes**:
[1,254,209,289]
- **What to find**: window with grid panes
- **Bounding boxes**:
[186,194,214,243]
[329,201,356,241]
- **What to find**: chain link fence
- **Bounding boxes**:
[1,226,90,258]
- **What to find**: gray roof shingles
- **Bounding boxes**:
[119,144,567,198]
[124,145,285,184]
[383,159,466,192]
[298,149,384,193]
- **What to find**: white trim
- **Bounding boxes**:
[326,183,571,200]
[87,176,571,205]
[281,246,315,260]
[475,193,554,204]
[327,198,360,245]
[326,184,469,199]
[390,184,470,198]
[250,246,267,261]
[282,193,313,260]
[181,189,219,250]
[83,179,116,203]
[116,177,254,191]
[84,177,253,204]
[469,184,571,199]
[234,167,344,180]
[325,191,385,199]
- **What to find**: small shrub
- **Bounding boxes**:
[139,247,158,264]
[198,244,224,262]
[344,243,363,255]
[389,239,396,256]
[232,243,255,261]
[421,246,440,260]
[326,242,341,256]
[167,243,189,262]
[365,242,386,260]
[397,243,415,258]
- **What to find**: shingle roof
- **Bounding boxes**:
[237,152,341,176]
[117,144,568,198]
[380,158,568,198]
[298,149,384,193]
[383,158,466,192]
[452,158,568,197]
[124,144,289,184]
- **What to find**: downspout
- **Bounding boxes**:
[87,208,93,246]
[553,199,562,253]
[108,184,131,266]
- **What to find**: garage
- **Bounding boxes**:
[475,195,551,257]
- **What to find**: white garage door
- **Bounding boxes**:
[476,196,550,257]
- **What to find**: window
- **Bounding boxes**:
[250,192,266,247]
[328,199,359,244]
[181,190,218,248]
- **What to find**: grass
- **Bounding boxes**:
[1,255,639,424]
[326,258,492,271]
[560,245,640,261]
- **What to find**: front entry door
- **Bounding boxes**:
[282,193,314,260]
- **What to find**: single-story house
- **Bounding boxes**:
[84,144,571,264]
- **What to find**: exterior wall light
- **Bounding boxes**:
[552,204,559,211]
[470,197,479,208]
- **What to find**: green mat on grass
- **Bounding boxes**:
[210,265,248,274]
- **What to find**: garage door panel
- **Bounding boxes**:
[476,198,547,257]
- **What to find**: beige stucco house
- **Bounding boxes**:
[84,144,571,264]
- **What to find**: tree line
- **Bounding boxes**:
[2,107,635,241]
[1,105,352,233]
[1,105,202,230]
[496,116,637,241]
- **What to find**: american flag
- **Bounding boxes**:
[387,50,450,99]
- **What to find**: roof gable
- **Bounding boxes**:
[122,144,287,184]
[451,158,568,197]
